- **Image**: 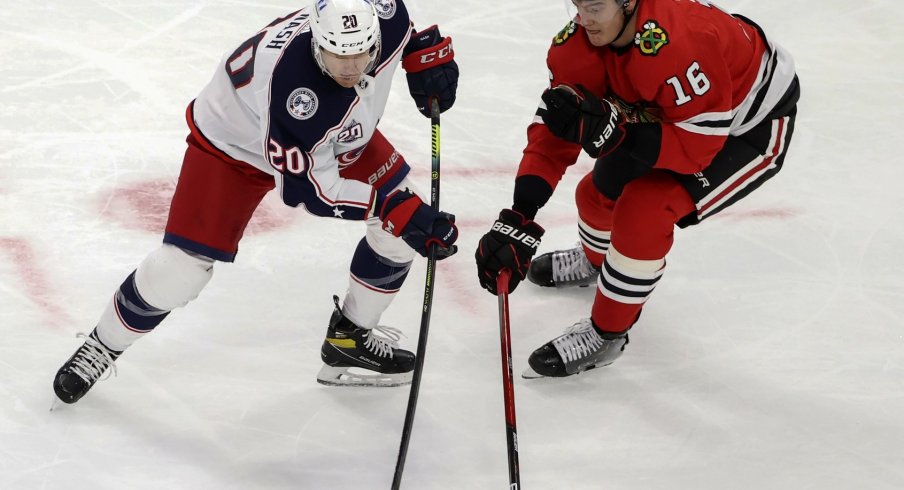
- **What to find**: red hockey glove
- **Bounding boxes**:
[402,25,458,117]
[379,189,458,259]
[475,209,545,295]
[541,85,626,159]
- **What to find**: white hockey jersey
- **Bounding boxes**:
[191,1,413,220]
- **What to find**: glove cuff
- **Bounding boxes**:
[498,209,545,237]
[403,25,441,56]
[402,36,454,73]
[380,190,423,237]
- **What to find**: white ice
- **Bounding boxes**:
[2,0,904,489]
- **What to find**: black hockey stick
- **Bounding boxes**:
[391,99,442,490]
[496,270,521,489]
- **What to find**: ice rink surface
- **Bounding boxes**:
[2,0,903,488]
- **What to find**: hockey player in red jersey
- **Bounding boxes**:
[475,0,799,377]
[53,0,460,404]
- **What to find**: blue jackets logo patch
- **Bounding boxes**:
[287,88,318,120]
[372,0,396,19]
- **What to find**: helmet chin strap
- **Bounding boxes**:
[312,42,331,76]
[612,0,638,43]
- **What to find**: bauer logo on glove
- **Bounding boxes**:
[540,84,626,159]
[491,221,541,249]
[592,100,623,150]
[475,209,545,295]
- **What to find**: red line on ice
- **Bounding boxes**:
[0,237,71,327]
[439,262,483,317]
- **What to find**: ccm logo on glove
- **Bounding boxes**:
[418,43,452,64]
[402,25,459,117]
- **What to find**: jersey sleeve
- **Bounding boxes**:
[518,23,609,190]
[514,23,610,217]
[518,123,582,188]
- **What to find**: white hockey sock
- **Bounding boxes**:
[94,244,214,352]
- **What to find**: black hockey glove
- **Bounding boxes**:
[475,209,545,295]
[541,85,626,159]
[379,189,458,259]
[402,25,458,117]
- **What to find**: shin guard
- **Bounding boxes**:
[344,238,412,329]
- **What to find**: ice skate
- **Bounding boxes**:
[317,296,415,387]
[522,318,628,379]
[52,330,121,406]
[527,244,599,288]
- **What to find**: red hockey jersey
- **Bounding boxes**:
[518,0,797,190]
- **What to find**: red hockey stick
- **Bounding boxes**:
[496,270,521,489]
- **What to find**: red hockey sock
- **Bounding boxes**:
[575,173,614,268]
[590,171,695,332]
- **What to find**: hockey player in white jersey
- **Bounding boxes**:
[53,0,460,403]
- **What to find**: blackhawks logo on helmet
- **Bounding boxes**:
[553,21,578,46]
[634,20,669,56]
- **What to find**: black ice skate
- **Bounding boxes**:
[317,296,415,387]
[527,244,599,288]
[52,330,121,405]
[523,318,628,379]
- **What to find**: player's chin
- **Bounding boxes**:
[333,75,361,88]
[585,30,612,47]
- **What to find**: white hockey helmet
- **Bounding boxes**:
[311,0,382,74]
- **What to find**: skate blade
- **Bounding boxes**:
[49,392,70,412]
[316,365,412,388]
[521,363,606,379]
[554,280,597,289]
[532,281,595,289]
[521,366,546,379]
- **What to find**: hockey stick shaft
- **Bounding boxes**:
[391,99,441,490]
[496,270,521,489]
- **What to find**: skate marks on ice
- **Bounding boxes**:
[0,4,206,98]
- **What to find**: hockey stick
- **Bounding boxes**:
[391,98,441,490]
[496,270,521,489]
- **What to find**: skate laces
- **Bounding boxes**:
[69,332,118,384]
[552,319,605,363]
[551,246,596,284]
[363,326,405,359]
